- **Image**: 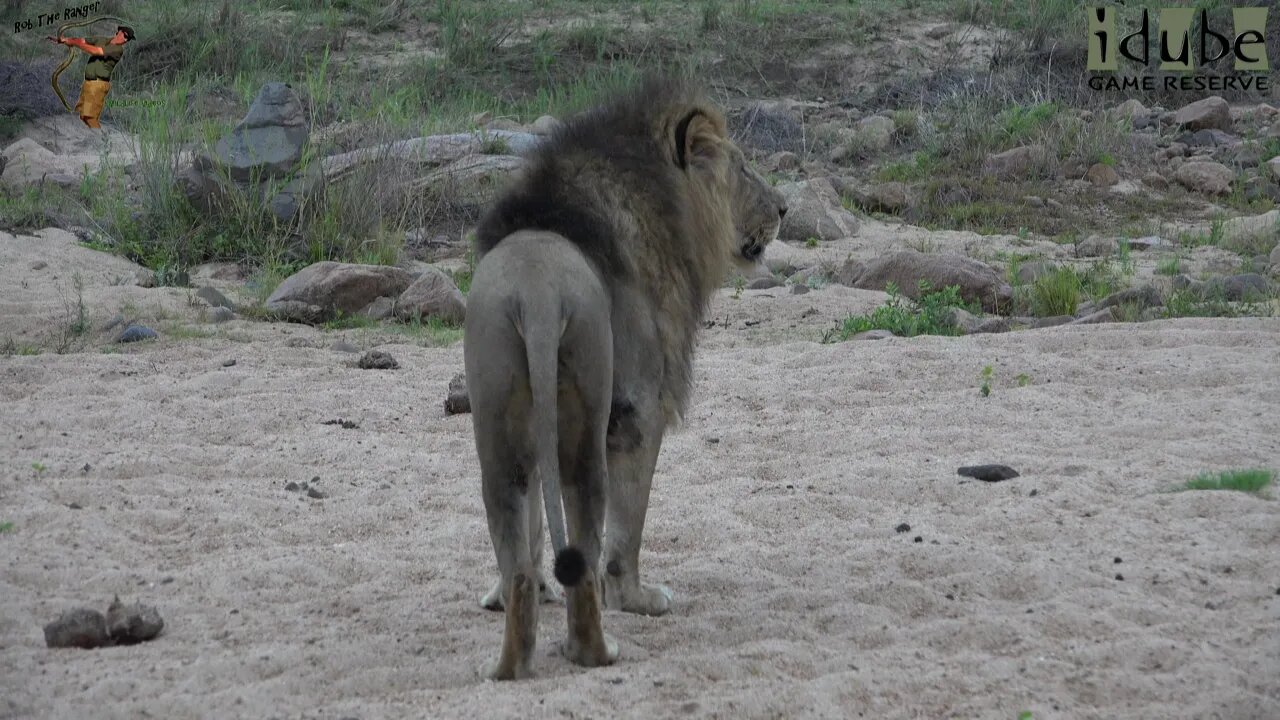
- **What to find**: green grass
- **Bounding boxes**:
[822,282,974,341]
[1179,469,1274,494]
[876,151,939,182]
[0,521,14,533]
[1155,257,1182,276]
[1029,267,1081,317]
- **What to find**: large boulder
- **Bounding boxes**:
[265,261,414,323]
[395,267,466,323]
[845,250,1013,312]
[775,178,860,242]
[214,82,308,181]
[1173,160,1235,195]
[1172,96,1231,132]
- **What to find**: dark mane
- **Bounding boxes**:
[474,76,697,282]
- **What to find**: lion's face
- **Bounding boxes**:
[725,145,786,267]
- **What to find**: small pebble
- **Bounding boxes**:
[895,522,911,533]
[285,481,300,492]
[222,359,236,367]
[1115,573,1125,581]
[307,487,328,500]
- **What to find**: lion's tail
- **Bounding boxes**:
[524,309,584,588]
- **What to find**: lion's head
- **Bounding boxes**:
[726,144,786,268]
[661,95,787,275]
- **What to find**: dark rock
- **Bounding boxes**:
[307,486,328,499]
[1178,129,1240,147]
[894,522,911,533]
[445,372,470,415]
[213,82,308,181]
[356,350,398,370]
[43,608,110,649]
[790,283,811,295]
[105,596,164,645]
[747,276,783,290]
[1222,273,1272,301]
[957,465,1020,482]
[117,325,158,343]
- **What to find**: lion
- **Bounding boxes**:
[463,75,787,680]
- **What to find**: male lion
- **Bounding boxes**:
[464,76,786,680]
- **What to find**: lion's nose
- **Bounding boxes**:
[742,242,764,260]
[778,206,788,219]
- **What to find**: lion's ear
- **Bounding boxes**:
[673,109,724,170]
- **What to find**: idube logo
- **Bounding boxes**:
[1088,7,1271,92]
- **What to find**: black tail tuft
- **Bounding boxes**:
[553,547,586,587]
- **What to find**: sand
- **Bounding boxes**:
[1,228,1278,719]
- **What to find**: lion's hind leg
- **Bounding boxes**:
[555,308,618,669]
[475,428,540,680]
[468,317,540,680]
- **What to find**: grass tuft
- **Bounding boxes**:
[1179,469,1274,494]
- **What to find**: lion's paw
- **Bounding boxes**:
[604,579,674,616]
[563,633,619,668]
[480,656,532,681]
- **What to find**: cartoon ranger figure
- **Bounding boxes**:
[46,25,135,129]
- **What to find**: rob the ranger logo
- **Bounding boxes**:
[1087,7,1271,92]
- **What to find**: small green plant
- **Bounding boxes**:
[979,365,993,397]
[0,521,14,533]
[1116,238,1134,276]
[890,109,919,139]
[1178,469,1273,494]
[478,132,511,155]
[805,237,818,249]
[731,275,747,299]
[1018,712,1035,720]
[1030,267,1081,317]
[1016,373,1031,387]
[822,282,973,341]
